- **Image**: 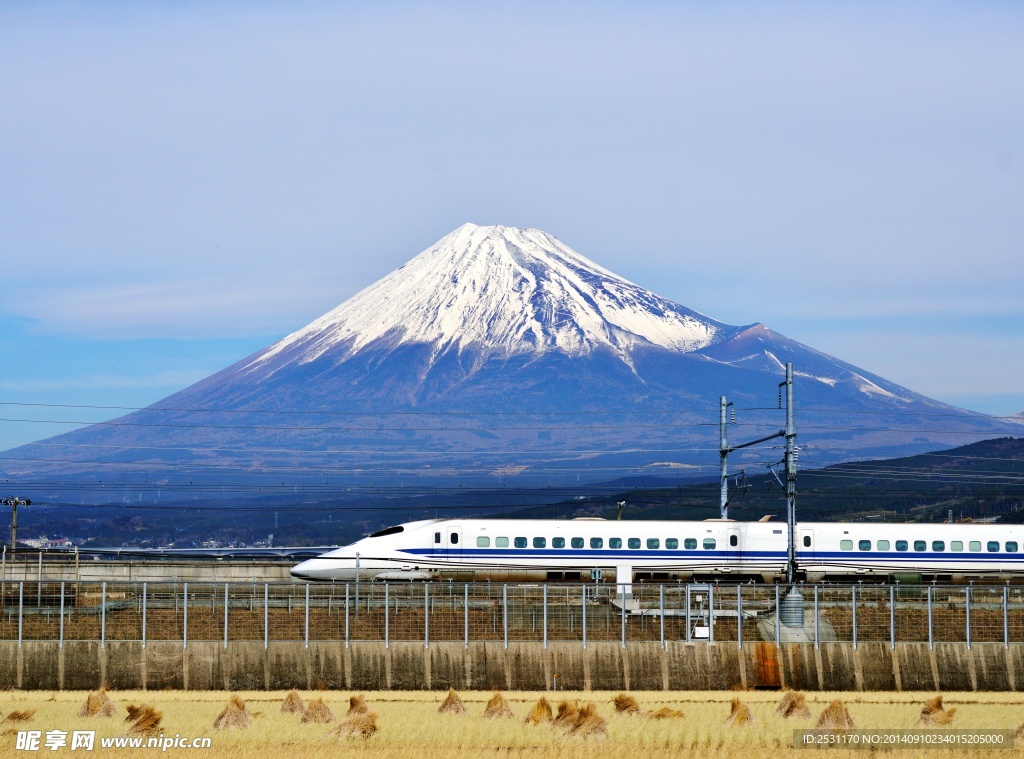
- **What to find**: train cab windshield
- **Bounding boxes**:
[368,525,405,538]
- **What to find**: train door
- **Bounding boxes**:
[445,525,463,563]
[726,528,741,563]
[798,528,815,563]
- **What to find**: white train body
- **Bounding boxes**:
[291,517,1024,585]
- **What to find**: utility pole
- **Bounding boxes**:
[782,363,797,584]
[3,498,30,555]
[714,367,798,578]
[720,397,729,519]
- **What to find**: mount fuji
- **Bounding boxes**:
[2,224,1018,498]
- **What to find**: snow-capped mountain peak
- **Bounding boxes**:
[250,223,726,370]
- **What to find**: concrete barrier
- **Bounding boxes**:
[2,641,1020,691]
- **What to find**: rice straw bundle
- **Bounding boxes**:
[438,688,467,715]
[553,700,580,730]
[568,702,607,739]
[483,692,514,719]
[919,696,957,726]
[328,712,378,739]
[726,698,754,725]
[281,690,305,714]
[213,695,253,730]
[524,697,553,725]
[301,698,336,724]
[79,687,117,718]
[816,701,856,730]
[776,691,812,720]
[613,693,640,715]
[2,710,35,723]
[125,705,162,738]
[645,707,685,720]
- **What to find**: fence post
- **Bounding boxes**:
[502,584,508,650]
[659,585,665,650]
[542,584,548,650]
[384,583,390,650]
[142,583,147,649]
[465,583,470,650]
[774,584,780,646]
[101,581,106,650]
[424,583,430,649]
[1005,585,1010,649]
[708,584,715,644]
[582,585,588,650]
[18,581,23,648]
[59,581,65,649]
[890,585,896,649]
[304,583,310,650]
[966,585,972,650]
[263,583,269,650]
[685,585,691,643]
[927,585,933,649]
[620,583,626,650]
[183,582,188,650]
[344,583,350,649]
[737,585,742,649]
[851,585,857,649]
[814,585,819,649]
[223,583,228,650]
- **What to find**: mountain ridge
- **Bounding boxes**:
[1,223,1018,499]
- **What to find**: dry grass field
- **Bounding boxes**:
[2,689,1024,758]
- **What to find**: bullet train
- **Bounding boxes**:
[290,517,1024,586]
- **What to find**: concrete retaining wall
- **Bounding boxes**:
[1,641,1020,691]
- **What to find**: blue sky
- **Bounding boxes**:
[2,2,1023,450]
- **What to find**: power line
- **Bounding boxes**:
[1,399,1020,422]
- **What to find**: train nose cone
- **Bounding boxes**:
[291,559,332,580]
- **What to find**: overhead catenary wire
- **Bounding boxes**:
[1,399,1020,422]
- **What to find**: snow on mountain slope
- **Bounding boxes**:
[248,224,729,373]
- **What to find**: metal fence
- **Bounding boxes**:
[2,580,1024,649]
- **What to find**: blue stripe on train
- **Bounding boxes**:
[400,547,1024,564]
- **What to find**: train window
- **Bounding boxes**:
[729,535,738,547]
[951,541,963,552]
[969,541,982,552]
[802,536,811,548]
[877,540,890,551]
[628,538,641,549]
[609,538,622,549]
[1008,542,1018,553]
[988,541,1000,553]
[434,532,441,544]
[591,538,604,549]
[451,533,459,544]
[858,540,871,551]
[896,540,908,551]
[932,541,945,552]
[684,538,697,550]
[666,538,679,549]
[648,538,660,549]
[914,540,926,551]
[553,537,565,549]
[477,537,490,547]
[571,537,584,549]
[514,537,527,548]
[534,537,546,548]
[495,537,509,548]
[703,538,716,550]
[840,540,853,551]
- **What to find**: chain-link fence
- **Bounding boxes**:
[3,580,1024,648]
